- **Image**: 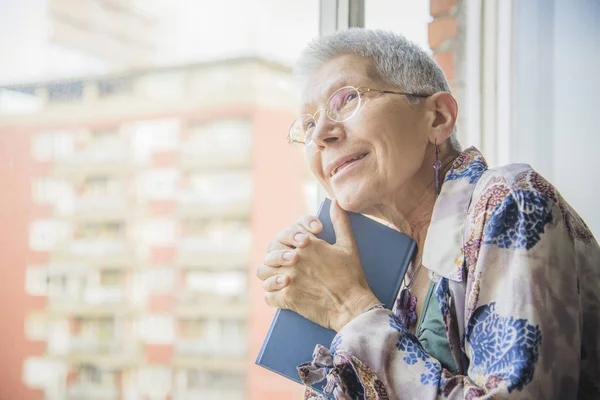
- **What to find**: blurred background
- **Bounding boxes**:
[0,1,597,400]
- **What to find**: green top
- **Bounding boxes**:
[416,281,458,374]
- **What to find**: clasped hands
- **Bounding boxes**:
[256,199,380,332]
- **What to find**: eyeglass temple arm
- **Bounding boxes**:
[360,88,431,97]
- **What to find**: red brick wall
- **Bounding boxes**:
[247,108,305,400]
[0,129,44,400]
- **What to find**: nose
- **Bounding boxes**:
[310,112,345,149]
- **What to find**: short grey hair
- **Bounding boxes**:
[294,28,460,149]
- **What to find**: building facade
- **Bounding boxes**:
[0,58,309,400]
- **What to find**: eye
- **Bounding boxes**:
[344,91,358,104]
[303,119,316,131]
[329,87,360,113]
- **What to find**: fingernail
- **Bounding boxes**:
[276,276,286,285]
[283,251,294,261]
[310,221,320,231]
[294,233,305,242]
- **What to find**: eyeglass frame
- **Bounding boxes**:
[287,86,432,146]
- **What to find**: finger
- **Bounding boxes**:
[256,264,294,281]
[264,249,297,267]
[330,198,356,248]
[264,287,288,308]
[275,225,311,248]
[263,275,290,292]
[265,239,292,253]
[295,215,323,235]
[256,264,291,281]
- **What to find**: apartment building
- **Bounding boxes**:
[0,57,309,400]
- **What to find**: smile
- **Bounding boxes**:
[331,153,368,177]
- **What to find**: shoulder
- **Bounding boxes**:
[470,162,554,219]
[476,162,550,197]
[468,163,594,249]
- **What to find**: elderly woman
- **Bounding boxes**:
[255,29,600,399]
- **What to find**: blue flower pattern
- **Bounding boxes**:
[421,361,441,385]
[434,278,450,318]
[465,302,542,392]
[445,159,487,184]
[484,190,553,250]
[389,314,442,386]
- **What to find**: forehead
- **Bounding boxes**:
[300,54,381,113]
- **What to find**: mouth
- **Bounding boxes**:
[330,153,369,178]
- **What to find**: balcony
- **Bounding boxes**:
[70,338,127,353]
[53,149,134,178]
[47,286,131,316]
[175,338,247,359]
[173,389,244,400]
[49,336,142,367]
[180,149,251,171]
[175,252,250,269]
[50,286,124,303]
[172,354,246,372]
[178,194,250,219]
[52,239,135,266]
[68,339,142,366]
[176,235,250,266]
[175,292,248,319]
[72,197,128,221]
[66,383,119,400]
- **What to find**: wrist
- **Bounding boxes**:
[331,291,381,332]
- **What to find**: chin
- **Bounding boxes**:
[334,189,370,214]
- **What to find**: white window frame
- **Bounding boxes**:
[463,0,514,167]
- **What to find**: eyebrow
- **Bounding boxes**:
[300,77,352,113]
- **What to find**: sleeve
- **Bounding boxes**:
[298,176,584,399]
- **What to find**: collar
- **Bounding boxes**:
[422,147,488,282]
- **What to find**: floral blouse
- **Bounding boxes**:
[300,147,600,399]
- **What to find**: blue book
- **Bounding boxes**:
[255,198,416,395]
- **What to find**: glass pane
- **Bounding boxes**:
[365,0,430,49]
[0,0,321,399]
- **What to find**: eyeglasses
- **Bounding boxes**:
[287,85,430,146]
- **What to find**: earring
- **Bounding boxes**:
[433,140,442,196]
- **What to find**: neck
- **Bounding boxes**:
[365,144,459,257]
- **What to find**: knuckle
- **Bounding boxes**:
[263,276,277,292]
[292,225,309,245]
[297,214,320,232]
[293,223,308,234]
[294,244,306,256]
[281,249,296,264]
[264,249,292,266]
[276,228,293,244]
[285,226,299,240]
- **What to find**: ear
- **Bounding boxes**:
[426,92,458,144]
